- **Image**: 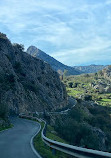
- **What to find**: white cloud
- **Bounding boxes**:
[0,0,111,65]
[106,0,111,5]
[52,37,111,65]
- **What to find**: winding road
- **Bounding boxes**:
[0,117,40,158]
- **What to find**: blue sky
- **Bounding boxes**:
[0,0,111,66]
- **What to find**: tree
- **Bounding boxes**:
[84,95,92,101]
[63,69,68,80]
[13,43,24,51]
[14,62,22,73]
[0,32,7,39]
[57,69,63,80]
[68,82,73,88]
[98,70,103,76]
[84,74,90,78]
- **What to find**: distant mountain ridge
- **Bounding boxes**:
[74,65,107,74]
[27,46,81,75]
[27,46,107,75]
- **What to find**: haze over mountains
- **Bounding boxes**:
[27,46,107,75]
[74,65,107,74]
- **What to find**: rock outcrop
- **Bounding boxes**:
[102,65,111,81]
[0,33,67,114]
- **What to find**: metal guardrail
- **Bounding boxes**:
[42,121,111,158]
[19,114,111,158]
[19,114,42,122]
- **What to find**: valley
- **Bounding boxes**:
[44,66,111,153]
[0,0,111,157]
[63,67,111,107]
[0,32,111,157]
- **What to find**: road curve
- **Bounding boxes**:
[0,117,40,158]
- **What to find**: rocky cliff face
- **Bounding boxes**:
[89,66,111,93]
[0,33,67,114]
[102,65,111,80]
[27,46,81,75]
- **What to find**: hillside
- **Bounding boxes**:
[27,46,81,75]
[74,65,107,74]
[50,66,111,152]
[0,33,67,118]
[63,65,111,106]
[52,101,111,152]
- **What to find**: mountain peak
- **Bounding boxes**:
[27,45,40,57]
[27,46,81,75]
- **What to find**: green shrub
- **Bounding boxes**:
[14,62,22,73]
[0,74,15,90]
[68,82,73,88]
[23,81,38,93]
[5,74,15,83]
[84,95,92,101]
[13,43,24,51]
[0,103,8,119]
[0,32,7,39]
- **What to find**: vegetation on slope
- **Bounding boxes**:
[54,103,111,152]
[34,122,71,158]
[48,68,111,152]
[63,70,111,107]
[0,103,11,131]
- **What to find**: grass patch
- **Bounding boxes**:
[101,99,111,102]
[20,116,71,158]
[34,122,70,158]
[98,98,111,107]
[0,124,13,131]
[67,88,83,97]
[46,125,67,144]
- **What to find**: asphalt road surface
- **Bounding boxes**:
[0,117,40,158]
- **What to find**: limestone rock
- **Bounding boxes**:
[0,33,67,114]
